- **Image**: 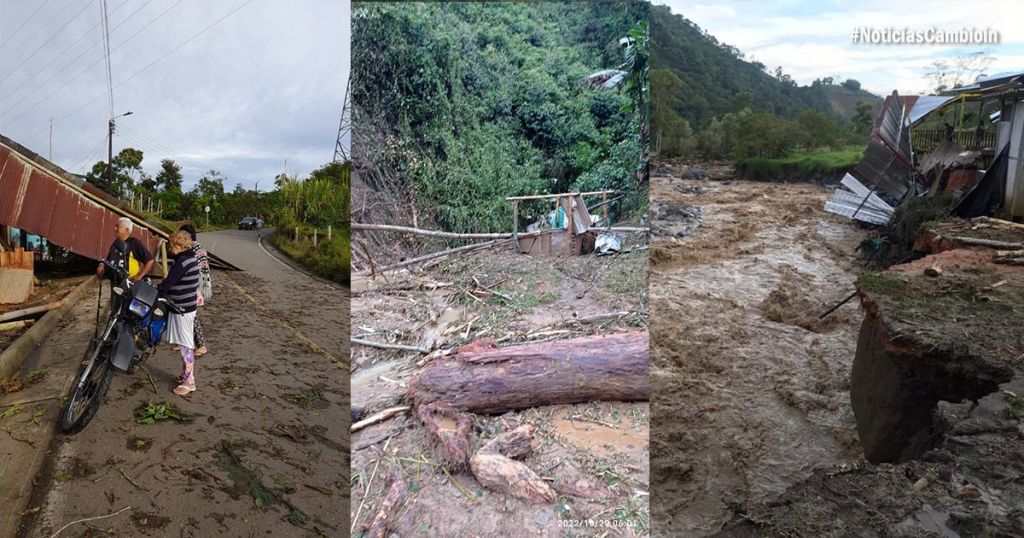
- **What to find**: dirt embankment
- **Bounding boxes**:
[649,169,869,536]
[351,249,650,537]
[721,248,1024,537]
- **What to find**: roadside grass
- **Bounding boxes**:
[270,225,349,285]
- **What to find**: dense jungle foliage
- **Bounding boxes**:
[352,1,649,232]
[650,4,882,161]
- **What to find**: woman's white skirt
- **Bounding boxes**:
[164,311,196,349]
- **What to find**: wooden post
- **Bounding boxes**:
[512,201,519,237]
[512,200,519,253]
[295,226,299,241]
[313,228,318,247]
[160,240,168,277]
[328,225,332,241]
[602,192,608,226]
[566,195,574,235]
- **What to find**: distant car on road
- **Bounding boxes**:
[239,217,259,230]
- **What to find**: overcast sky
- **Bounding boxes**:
[656,0,1024,97]
[0,0,350,191]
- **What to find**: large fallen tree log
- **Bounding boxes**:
[408,332,649,414]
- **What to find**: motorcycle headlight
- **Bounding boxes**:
[128,298,150,318]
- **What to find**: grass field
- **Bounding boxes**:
[736,146,863,181]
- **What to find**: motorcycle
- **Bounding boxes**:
[59,240,182,433]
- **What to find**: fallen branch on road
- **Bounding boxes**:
[48,506,131,538]
[0,396,59,407]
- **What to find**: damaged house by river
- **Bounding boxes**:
[827,71,1024,225]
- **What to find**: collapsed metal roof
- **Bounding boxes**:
[0,134,239,270]
[826,90,914,225]
[907,95,955,125]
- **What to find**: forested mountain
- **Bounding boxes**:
[352,1,648,233]
[651,4,879,128]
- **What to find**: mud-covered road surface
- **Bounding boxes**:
[648,170,868,536]
[13,229,348,537]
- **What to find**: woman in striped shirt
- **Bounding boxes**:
[179,224,211,357]
[159,231,201,396]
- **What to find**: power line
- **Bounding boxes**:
[68,134,110,172]
[0,0,133,100]
[0,0,93,87]
[1,0,168,123]
[100,0,115,118]
[0,0,55,51]
[19,0,255,148]
[115,130,213,179]
[117,126,214,175]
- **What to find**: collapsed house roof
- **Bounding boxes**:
[952,70,1024,93]
[826,91,914,225]
[0,133,239,270]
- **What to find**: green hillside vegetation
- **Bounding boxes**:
[353,1,649,232]
[650,4,881,162]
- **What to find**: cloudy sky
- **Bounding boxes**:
[656,0,1024,97]
[1,0,350,191]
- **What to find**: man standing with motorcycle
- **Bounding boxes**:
[159,231,201,396]
[96,217,155,282]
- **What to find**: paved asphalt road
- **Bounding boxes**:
[11,228,349,537]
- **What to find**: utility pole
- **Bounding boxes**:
[48,118,53,160]
[107,111,132,190]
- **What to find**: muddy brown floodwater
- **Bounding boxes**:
[648,172,868,536]
[16,230,348,538]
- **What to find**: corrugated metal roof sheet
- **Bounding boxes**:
[0,134,238,269]
[908,95,954,125]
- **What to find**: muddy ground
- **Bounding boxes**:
[648,165,870,536]
[8,230,348,537]
[351,247,650,537]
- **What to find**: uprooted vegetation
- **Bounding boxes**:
[351,246,649,537]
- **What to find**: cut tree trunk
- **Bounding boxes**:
[408,332,649,414]
[417,403,473,471]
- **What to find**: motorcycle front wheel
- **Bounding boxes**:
[58,341,114,434]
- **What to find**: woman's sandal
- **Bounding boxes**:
[173,384,195,396]
[195,346,208,357]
